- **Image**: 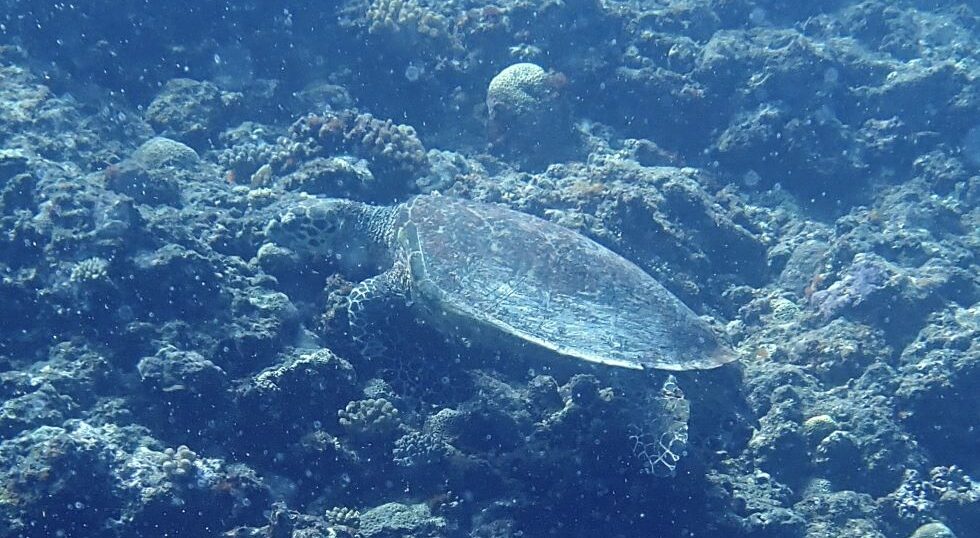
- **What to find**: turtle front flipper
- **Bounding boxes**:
[345,263,411,361]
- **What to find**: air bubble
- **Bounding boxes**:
[404,64,423,82]
[962,125,980,168]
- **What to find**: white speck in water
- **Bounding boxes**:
[962,125,980,168]
[404,64,423,82]
[823,67,839,85]
[814,104,837,124]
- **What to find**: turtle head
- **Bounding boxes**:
[263,197,392,277]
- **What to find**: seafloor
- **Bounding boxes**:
[0,0,978,537]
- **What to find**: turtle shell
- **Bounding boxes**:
[396,195,736,371]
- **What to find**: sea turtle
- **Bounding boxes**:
[264,193,737,371]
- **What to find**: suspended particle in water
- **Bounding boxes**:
[823,67,840,86]
[404,64,423,82]
[749,8,768,26]
[962,125,980,169]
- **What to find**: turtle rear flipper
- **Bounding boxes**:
[629,374,690,476]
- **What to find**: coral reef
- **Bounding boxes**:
[266,110,430,199]
[0,0,977,536]
[358,502,446,538]
[145,79,243,149]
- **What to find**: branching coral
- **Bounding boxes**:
[366,0,449,41]
[338,397,402,438]
[269,111,429,197]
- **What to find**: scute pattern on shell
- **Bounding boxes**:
[397,195,735,371]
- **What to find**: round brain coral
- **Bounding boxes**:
[485,62,572,164]
[487,62,551,118]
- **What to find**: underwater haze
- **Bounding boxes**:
[0,0,978,537]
